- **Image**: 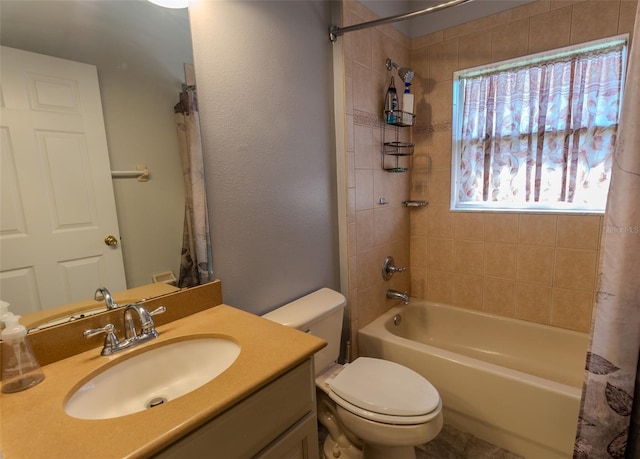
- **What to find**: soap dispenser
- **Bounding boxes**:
[1,313,45,393]
[0,300,10,330]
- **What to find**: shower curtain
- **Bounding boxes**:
[574,4,640,458]
[174,86,212,287]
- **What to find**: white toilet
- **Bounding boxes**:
[263,288,443,459]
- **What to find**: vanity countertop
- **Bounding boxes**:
[0,304,325,458]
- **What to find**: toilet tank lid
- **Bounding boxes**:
[262,288,346,330]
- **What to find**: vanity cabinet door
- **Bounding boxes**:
[255,412,319,459]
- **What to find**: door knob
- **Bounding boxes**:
[104,235,119,247]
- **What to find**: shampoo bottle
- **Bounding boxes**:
[1,313,45,393]
[384,76,398,124]
[402,82,414,125]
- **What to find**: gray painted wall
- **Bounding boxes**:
[189,1,341,315]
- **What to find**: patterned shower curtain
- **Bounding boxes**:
[574,4,640,458]
[174,86,212,287]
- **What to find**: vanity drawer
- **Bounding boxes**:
[155,358,316,458]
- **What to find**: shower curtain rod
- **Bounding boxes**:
[329,0,474,42]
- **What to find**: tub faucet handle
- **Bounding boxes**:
[382,256,406,280]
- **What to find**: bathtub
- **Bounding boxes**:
[357,300,589,459]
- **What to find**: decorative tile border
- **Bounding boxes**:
[413,121,452,135]
[352,109,452,136]
[353,109,383,128]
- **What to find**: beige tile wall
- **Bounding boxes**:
[342,0,413,356]
[343,0,637,358]
[408,0,637,333]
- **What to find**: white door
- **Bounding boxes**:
[0,46,126,315]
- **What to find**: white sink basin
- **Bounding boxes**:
[65,337,240,420]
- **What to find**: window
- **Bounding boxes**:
[451,36,627,213]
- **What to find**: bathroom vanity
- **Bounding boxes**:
[156,360,319,458]
[0,283,325,458]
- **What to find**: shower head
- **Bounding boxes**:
[397,67,414,84]
[385,58,414,84]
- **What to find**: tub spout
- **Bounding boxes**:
[386,289,410,305]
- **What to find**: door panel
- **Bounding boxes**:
[0,46,126,314]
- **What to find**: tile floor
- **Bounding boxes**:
[417,424,523,459]
[318,424,523,459]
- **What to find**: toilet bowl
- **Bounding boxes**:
[263,288,443,459]
[318,358,442,459]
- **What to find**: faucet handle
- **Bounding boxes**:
[83,323,120,356]
[83,323,115,338]
[149,305,166,317]
[142,306,166,337]
[382,256,406,280]
[129,305,165,338]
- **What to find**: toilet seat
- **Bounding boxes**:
[327,357,441,425]
[330,391,442,425]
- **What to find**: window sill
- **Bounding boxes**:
[450,203,605,215]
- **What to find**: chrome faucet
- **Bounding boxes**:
[386,289,410,305]
[83,303,166,356]
[94,287,119,310]
[123,303,166,341]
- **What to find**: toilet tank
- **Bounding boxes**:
[262,288,346,374]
